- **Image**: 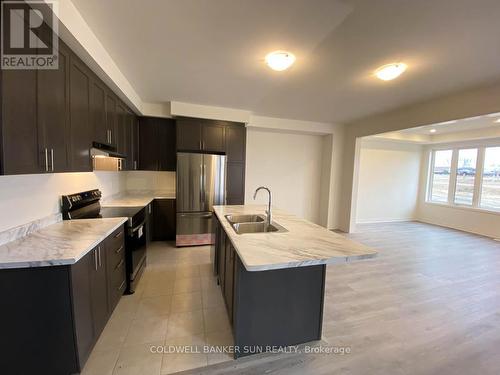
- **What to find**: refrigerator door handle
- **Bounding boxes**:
[200,164,204,205]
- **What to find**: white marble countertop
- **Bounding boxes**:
[0,218,127,269]
[102,190,176,207]
[213,205,377,271]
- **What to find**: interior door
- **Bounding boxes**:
[203,154,227,211]
[177,153,204,212]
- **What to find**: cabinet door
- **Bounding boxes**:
[152,199,176,241]
[38,42,71,173]
[90,79,107,145]
[69,56,92,172]
[138,117,159,170]
[132,116,139,170]
[202,123,225,153]
[89,246,109,337]
[226,162,245,204]
[176,118,201,151]
[1,69,40,174]
[158,119,176,171]
[224,241,235,322]
[105,226,126,313]
[225,124,246,163]
[115,103,127,157]
[105,93,116,146]
[71,250,95,368]
[218,231,227,292]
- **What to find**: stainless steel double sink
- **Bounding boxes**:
[224,214,288,234]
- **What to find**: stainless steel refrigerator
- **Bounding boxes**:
[176,152,226,246]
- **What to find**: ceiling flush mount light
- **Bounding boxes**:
[375,63,407,81]
[429,129,437,133]
[495,118,500,123]
[265,50,295,71]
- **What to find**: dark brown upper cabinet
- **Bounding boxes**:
[1,40,72,175]
[176,117,202,151]
[105,92,117,147]
[138,117,176,171]
[0,15,138,176]
[69,55,92,172]
[1,68,39,175]
[225,124,246,163]
[115,102,127,157]
[37,41,71,173]
[202,122,225,152]
[90,79,107,145]
[137,117,158,170]
[176,117,225,153]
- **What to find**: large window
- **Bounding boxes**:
[480,147,500,210]
[430,150,452,203]
[427,145,500,212]
[454,148,477,205]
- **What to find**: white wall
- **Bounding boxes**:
[355,140,422,223]
[0,172,125,232]
[245,128,325,224]
[341,79,500,232]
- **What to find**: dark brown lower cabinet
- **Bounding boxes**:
[224,240,235,322]
[213,215,325,359]
[0,225,125,375]
[152,199,176,241]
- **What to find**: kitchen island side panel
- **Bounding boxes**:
[233,257,326,358]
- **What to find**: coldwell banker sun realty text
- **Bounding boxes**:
[1,1,59,69]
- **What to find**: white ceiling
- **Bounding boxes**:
[72,0,500,124]
[401,113,500,135]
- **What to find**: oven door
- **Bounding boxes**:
[126,220,147,293]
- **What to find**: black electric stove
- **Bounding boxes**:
[61,189,147,294]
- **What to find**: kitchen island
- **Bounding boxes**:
[212,205,377,358]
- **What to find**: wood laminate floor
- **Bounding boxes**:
[178,221,500,375]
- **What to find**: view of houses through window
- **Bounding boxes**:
[428,145,500,211]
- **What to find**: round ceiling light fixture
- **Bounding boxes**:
[265,50,296,71]
[429,129,437,133]
[375,62,407,81]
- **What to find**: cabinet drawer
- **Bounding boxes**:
[108,241,125,267]
[107,226,125,253]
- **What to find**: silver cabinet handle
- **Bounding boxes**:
[115,259,124,270]
[199,140,202,150]
[148,204,152,214]
[50,149,54,172]
[134,161,137,170]
[118,280,125,291]
[115,245,124,254]
[98,246,102,267]
[110,130,113,144]
[44,148,49,172]
[94,249,98,270]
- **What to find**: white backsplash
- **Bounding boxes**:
[125,171,176,192]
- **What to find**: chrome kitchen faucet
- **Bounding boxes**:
[253,186,272,226]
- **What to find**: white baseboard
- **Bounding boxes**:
[356,218,415,225]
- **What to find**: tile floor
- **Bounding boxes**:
[82,241,234,375]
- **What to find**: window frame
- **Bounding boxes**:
[426,143,500,213]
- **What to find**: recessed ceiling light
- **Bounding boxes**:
[429,129,437,133]
[375,63,407,81]
[265,51,295,71]
[495,118,500,123]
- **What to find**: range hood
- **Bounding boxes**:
[91,142,125,171]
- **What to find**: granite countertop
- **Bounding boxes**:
[213,205,377,271]
[0,218,127,269]
[101,190,176,207]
